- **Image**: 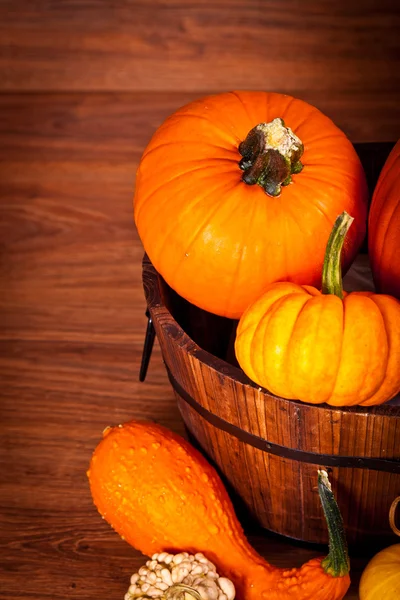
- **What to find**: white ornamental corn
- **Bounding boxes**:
[124,552,235,600]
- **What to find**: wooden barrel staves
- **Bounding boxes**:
[142,254,400,548]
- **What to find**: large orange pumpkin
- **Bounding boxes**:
[368,139,400,299]
[235,212,400,406]
[134,91,368,318]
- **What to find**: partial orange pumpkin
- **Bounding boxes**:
[359,496,400,600]
[134,91,368,318]
[369,140,400,299]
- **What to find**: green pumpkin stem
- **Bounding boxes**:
[318,470,350,578]
[238,118,304,197]
[322,211,354,299]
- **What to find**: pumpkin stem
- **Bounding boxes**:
[318,470,350,578]
[164,584,202,600]
[321,211,354,299]
[238,118,304,197]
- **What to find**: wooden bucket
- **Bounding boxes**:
[142,256,400,548]
[141,143,400,548]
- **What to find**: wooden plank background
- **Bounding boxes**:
[0,1,399,140]
[0,2,399,599]
[0,2,398,98]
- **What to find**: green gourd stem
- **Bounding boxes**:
[165,584,202,600]
[318,470,350,578]
[321,211,354,299]
[238,118,304,197]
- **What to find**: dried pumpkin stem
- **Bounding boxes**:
[318,470,350,578]
[322,211,354,299]
[238,118,304,197]
[164,584,202,600]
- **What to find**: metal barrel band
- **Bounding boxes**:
[166,367,400,474]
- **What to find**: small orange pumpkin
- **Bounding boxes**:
[134,91,368,318]
[235,211,400,406]
[368,139,400,299]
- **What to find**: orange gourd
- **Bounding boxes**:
[368,139,400,299]
[88,420,350,600]
[133,91,368,319]
[235,211,400,406]
[359,497,400,599]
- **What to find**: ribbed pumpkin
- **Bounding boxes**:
[368,139,400,299]
[235,212,400,406]
[134,91,368,318]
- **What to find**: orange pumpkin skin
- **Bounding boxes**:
[369,140,400,299]
[235,283,400,406]
[88,421,350,600]
[134,91,368,318]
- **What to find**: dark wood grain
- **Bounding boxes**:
[0,92,183,600]
[1,0,399,110]
[0,92,395,600]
